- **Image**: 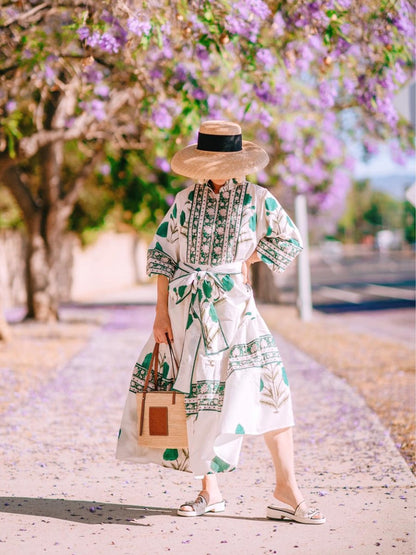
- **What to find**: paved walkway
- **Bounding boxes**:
[0,303,414,554]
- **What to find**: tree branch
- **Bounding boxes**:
[59,146,104,215]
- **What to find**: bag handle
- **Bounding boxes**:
[142,342,160,394]
[166,333,180,380]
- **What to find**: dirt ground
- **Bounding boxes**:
[260,304,415,475]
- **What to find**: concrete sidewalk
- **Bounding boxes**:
[0,303,414,554]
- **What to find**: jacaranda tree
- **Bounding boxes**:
[0,0,414,320]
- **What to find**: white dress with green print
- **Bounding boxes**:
[116,179,303,477]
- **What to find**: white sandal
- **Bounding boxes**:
[267,499,326,524]
[177,492,225,517]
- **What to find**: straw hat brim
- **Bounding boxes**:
[170,141,269,180]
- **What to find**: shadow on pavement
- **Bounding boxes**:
[0,497,269,525]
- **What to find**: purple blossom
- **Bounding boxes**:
[322,135,343,159]
[295,44,314,72]
[127,16,152,37]
[393,62,407,85]
[303,159,328,184]
[272,12,285,36]
[98,31,121,53]
[153,107,172,129]
[192,88,207,101]
[363,139,379,155]
[318,81,337,108]
[376,96,398,128]
[258,109,273,127]
[320,169,351,210]
[308,34,325,53]
[257,169,267,184]
[156,158,170,173]
[90,99,106,121]
[287,154,303,173]
[83,66,104,84]
[98,163,111,176]
[254,82,278,105]
[77,27,90,41]
[150,68,163,80]
[94,83,110,97]
[343,77,356,94]
[173,64,188,83]
[277,121,296,143]
[44,65,55,84]
[256,48,276,70]
[5,100,17,114]
[86,31,101,48]
[225,0,270,42]
[166,194,175,206]
[86,29,125,54]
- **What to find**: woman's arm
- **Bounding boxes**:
[153,275,173,343]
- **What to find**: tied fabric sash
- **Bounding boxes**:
[169,261,242,394]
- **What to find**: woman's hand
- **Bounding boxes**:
[153,274,173,344]
[241,260,251,285]
[242,251,261,285]
[153,308,173,344]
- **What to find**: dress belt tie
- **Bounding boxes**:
[169,261,242,394]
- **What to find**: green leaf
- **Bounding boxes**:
[172,204,177,218]
[180,210,186,226]
[156,221,169,237]
[265,197,278,212]
[282,368,289,386]
[243,193,252,206]
[186,313,193,329]
[221,275,234,291]
[260,378,264,391]
[249,214,257,231]
[235,424,245,434]
[163,448,179,461]
[178,285,187,298]
[210,456,230,472]
[142,352,153,369]
[202,279,212,298]
[209,303,218,323]
[260,253,273,265]
[155,242,164,252]
[188,190,194,202]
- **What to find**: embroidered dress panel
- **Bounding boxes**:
[117,180,303,477]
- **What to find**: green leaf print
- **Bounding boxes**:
[142,352,153,369]
[209,303,219,323]
[243,193,252,206]
[163,449,179,461]
[210,456,230,472]
[162,361,169,379]
[265,197,278,212]
[221,275,234,291]
[178,285,187,298]
[203,279,213,299]
[156,221,169,237]
[260,378,264,391]
[155,242,164,252]
[260,253,273,265]
[172,204,177,218]
[118,429,121,439]
[249,213,257,231]
[186,313,193,329]
[180,210,186,226]
[282,367,289,386]
[188,190,194,201]
[235,424,245,434]
[266,225,273,237]
[286,215,295,229]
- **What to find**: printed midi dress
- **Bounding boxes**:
[116,179,303,477]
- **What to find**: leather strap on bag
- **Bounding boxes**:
[139,337,180,436]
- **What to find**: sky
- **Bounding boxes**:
[352,142,415,179]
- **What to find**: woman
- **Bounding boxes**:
[116,120,325,524]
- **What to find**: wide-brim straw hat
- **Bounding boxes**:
[170,120,269,180]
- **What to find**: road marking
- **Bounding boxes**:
[364,284,416,301]
[318,286,364,304]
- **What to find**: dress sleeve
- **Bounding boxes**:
[146,202,179,279]
[255,190,303,273]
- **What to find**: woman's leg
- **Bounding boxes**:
[263,426,304,508]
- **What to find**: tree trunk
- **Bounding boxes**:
[25,216,62,322]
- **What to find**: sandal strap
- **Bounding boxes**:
[180,494,208,513]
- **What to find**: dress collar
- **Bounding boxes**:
[205,178,244,193]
